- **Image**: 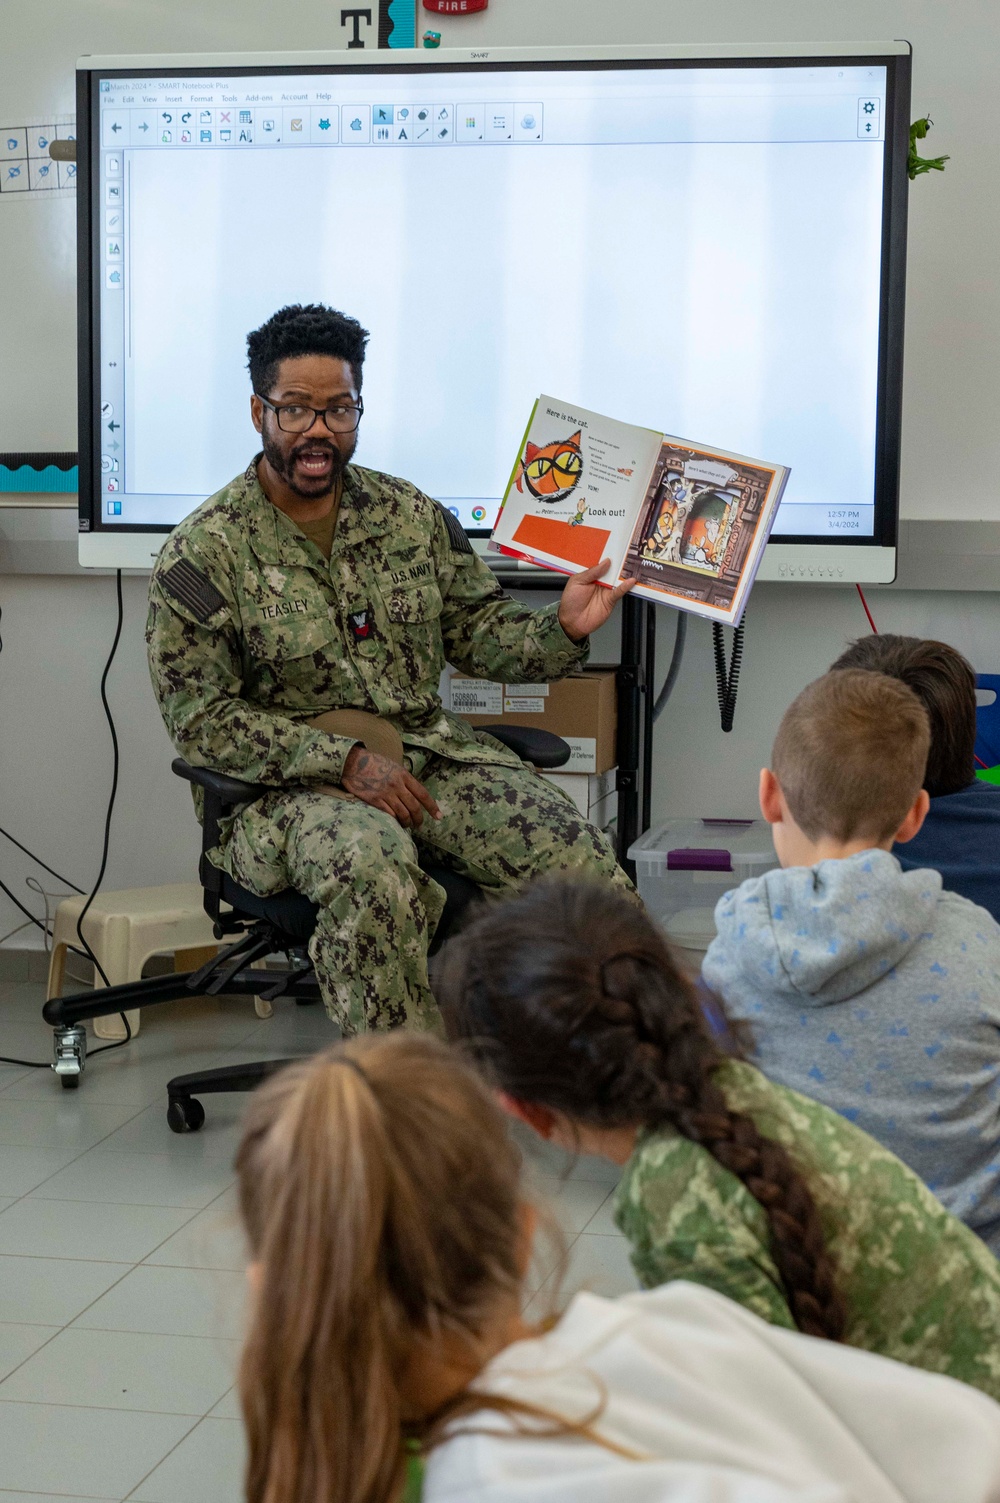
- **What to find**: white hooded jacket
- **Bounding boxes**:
[424,1282,1000,1502]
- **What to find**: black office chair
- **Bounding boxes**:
[42,724,571,1130]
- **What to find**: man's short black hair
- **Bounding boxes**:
[247,304,369,396]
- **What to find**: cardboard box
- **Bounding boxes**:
[451,669,617,774]
[541,768,618,828]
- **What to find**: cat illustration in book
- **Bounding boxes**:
[515,430,583,503]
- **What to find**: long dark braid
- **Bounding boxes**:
[436,882,846,1343]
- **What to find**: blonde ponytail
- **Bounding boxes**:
[235,1035,524,1503]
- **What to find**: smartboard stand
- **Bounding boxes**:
[488,571,654,880]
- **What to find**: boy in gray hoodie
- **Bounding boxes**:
[704,668,1000,1253]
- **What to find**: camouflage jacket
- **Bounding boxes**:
[146,459,587,787]
[615,1059,1000,1399]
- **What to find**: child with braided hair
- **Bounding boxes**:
[437,880,1000,1399]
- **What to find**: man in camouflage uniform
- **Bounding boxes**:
[147,303,634,1032]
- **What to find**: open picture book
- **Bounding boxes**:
[489,396,790,625]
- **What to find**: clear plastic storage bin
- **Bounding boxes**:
[628,818,778,966]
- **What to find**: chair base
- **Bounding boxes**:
[166,1057,297,1133]
[42,927,322,1030]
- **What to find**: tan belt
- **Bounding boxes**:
[307,709,404,799]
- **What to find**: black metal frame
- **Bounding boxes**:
[254,395,365,434]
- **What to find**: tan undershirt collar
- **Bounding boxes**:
[293,481,343,560]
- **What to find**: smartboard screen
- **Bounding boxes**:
[83,54,905,542]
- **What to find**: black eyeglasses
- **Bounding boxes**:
[257,395,364,434]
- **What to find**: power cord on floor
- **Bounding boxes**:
[0,827,83,894]
[0,877,47,938]
[0,571,132,1068]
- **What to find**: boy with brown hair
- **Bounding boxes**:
[703,669,1000,1252]
[831,634,1000,921]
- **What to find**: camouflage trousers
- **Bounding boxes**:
[222,752,634,1033]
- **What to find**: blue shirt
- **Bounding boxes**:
[895,779,1000,924]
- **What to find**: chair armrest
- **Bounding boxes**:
[479,725,571,770]
[171,759,270,809]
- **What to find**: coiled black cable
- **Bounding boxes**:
[713,614,745,733]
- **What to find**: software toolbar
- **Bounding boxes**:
[100,102,544,147]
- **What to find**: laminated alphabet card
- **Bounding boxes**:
[491,396,789,626]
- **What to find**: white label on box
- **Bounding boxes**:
[564,737,598,773]
[505,683,549,697]
[504,696,545,714]
[452,679,503,715]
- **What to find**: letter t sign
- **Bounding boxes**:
[340,7,372,46]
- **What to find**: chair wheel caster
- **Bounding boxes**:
[167,1097,206,1134]
[52,1024,86,1088]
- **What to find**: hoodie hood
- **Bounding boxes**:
[704,848,943,1007]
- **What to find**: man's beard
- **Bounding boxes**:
[262,431,356,499]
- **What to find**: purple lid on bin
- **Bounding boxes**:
[667,847,733,873]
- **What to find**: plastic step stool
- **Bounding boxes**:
[46,884,221,1040]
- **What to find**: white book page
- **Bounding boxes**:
[492,397,664,579]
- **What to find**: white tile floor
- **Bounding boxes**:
[0,979,636,1502]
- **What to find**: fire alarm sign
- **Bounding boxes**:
[423,0,488,11]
